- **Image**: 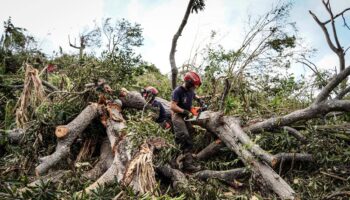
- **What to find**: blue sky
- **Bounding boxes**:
[0,0,349,75]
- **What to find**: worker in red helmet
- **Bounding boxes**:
[170,71,205,172]
[141,86,172,129]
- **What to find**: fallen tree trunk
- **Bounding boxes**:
[36,103,100,176]
[246,100,350,134]
[195,111,297,199]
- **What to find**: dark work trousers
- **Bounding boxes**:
[172,113,195,153]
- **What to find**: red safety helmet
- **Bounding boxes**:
[142,86,159,101]
[184,71,202,87]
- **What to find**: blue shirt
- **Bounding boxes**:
[152,100,171,123]
[172,86,195,111]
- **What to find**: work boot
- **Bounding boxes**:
[183,153,201,172]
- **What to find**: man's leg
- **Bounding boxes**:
[172,113,193,152]
[172,113,200,172]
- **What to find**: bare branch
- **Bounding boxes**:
[323,8,350,25]
[309,10,338,53]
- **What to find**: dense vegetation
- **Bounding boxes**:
[1,1,350,199]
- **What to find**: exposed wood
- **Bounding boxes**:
[35,103,100,176]
[55,126,69,138]
[82,103,130,194]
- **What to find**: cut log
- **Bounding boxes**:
[35,103,100,176]
[55,126,69,138]
[195,111,297,199]
[83,137,114,180]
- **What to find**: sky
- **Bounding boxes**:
[0,0,349,75]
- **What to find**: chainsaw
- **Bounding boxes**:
[184,104,208,122]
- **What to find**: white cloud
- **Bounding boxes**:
[1,0,349,76]
[0,0,105,53]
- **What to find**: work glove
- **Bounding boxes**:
[198,99,205,107]
[182,109,194,118]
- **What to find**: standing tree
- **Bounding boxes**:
[68,26,101,61]
[169,0,205,89]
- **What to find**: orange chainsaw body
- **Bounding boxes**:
[190,107,201,116]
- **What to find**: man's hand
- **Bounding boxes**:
[183,110,194,118]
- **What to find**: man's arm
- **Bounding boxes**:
[170,101,184,113]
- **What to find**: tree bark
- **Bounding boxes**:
[83,137,114,180]
[193,168,249,184]
[196,139,225,160]
[82,103,164,195]
[169,0,195,89]
[35,103,100,176]
[274,153,313,165]
[156,165,188,189]
[246,100,350,134]
[282,126,307,143]
[195,111,297,199]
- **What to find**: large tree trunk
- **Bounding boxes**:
[194,111,297,199]
[169,0,195,89]
[36,103,100,176]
